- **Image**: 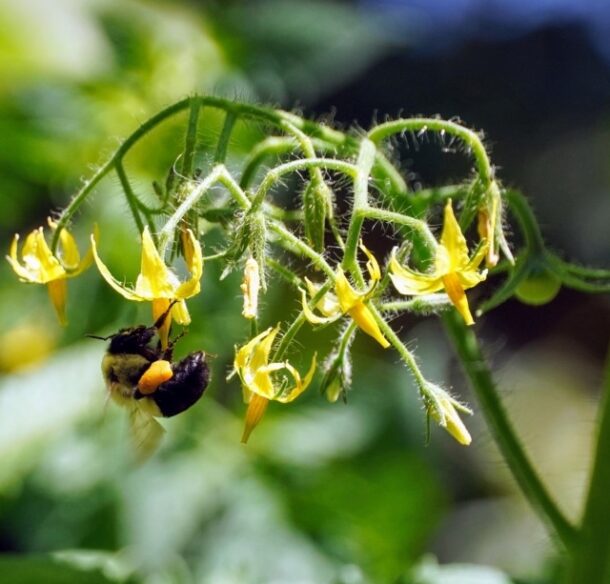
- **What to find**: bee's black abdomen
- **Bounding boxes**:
[152,351,209,417]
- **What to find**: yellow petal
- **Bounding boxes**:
[305,278,340,317]
[136,227,179,298]
[359,241,381,282]
[175,229,203,299]
[252,325,280,371]
[69,223,98,277]
[440,200,470,270]
[12,228,65,284]
[463,239,488,275]
[335,269,361,313]
[91,234,144,301]
[442,272,474,326]
[57,225,81,271]
[241,393,269,443]
[279,353,317,402]
[389,249,444,295]
[6,234,33,281]
[347,301,390,348]
[47,278,68,326]
[300,288,338,325]
[234,326,279,392]
[171,299,191,325]
[152,298,172,350]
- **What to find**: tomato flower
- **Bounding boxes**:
[91,226,202,347]
[301,243,390,348]
[7,220,95,325]
[233,325,316,443]
[389,200,487,326]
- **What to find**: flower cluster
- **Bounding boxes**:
[7,107,518,450]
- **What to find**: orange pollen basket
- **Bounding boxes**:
[138,360,174,395]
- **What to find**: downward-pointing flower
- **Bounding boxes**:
[389,200,487,325]
[7,220,95,325]
[424,382,472,446]
[301,243,390,348]
[92,226,202,347]
[233,325,316,443]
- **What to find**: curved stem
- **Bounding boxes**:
[361,206,437,252]
[251,158,358,212]
[368,118,494,188]
[442,310,576,549]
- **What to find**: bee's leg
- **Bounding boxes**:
[153,299,179,330]
[162,328,188,360]
[151,352,209,417]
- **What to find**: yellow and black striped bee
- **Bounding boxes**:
[94,307,209,458]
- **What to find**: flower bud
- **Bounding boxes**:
[241,258,260,319]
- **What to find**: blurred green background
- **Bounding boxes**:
[0,1,609,582]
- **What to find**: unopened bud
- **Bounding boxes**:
[241,258,260,319]
[424,382,472,446]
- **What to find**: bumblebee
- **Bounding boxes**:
[95,307,209,457]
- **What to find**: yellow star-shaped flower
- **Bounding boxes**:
[7,220,95,325]
[301,243,390,348]
[91,227,202,346]
[233,325,316,443]
[389,200,487,325]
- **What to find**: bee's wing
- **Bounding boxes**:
[129,402,165,461]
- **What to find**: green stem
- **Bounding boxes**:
[343,139,377,274]
[361,206,437,252]
[214,111,237,164]
[158,165,247,254]
[505,190,546,252]
[114,160,146,235]
[368,118,494,188]
[251,158,357,212]
[268,221,335,280]
[442,310,576,549]
[180,97,201,178]
[368,304,428,389]
[273,281,333,361]
[567,349,610,582]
